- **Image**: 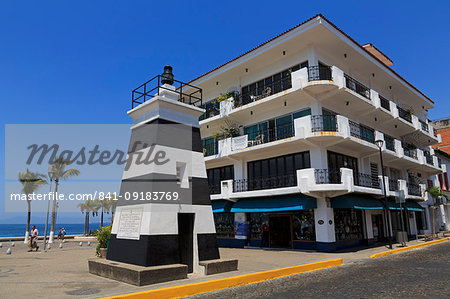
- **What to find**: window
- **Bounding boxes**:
[207,165,234,194]
[248,151,310,180]
[292,211,315,241]
[327,151,358,174]
[293,108,312,119]
[438,174,444,189]
[334,209,364,241]
[442,172,450,190]
[213,213,234,238]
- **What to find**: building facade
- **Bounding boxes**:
[186,15,443,251]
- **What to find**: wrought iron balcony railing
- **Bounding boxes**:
[397,106,412,123]
[420,120,429,132]
[403,148,418,160]
[311,115,338,132]
[344,74,370,99]
[132,74,202,109]
[234,76,292,108]
[246,122,294,147]
[384,134,395,152]
[349,120,375,143]
[315,169,341,184]
[202,141,218,157]
[233,174,297,192]
[407,182,421,196]
[424,151,433,165]
[354,173,380,189]
[379,95,391,111]
[308,65,332,81]
[389,179,399,191]
[209,182,221,195]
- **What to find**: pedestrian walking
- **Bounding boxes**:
[28,225,39,252]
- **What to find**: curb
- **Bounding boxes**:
[102,258,343,299]
[370,237,450,258]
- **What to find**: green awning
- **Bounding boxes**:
[212,200,234,213]
[385,199,425,211]
[331,194,384,210]
[404,201,425,212]
[230,194,316,213]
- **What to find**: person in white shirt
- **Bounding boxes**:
[28,225,39,252]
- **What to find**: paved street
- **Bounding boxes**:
[193,242,450,299]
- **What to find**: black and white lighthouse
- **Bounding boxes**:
[105,66,223,274]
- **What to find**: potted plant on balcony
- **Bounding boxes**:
[212,119,241,140]
[96,224,111,258]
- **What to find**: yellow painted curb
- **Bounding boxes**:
[370,237,450,259]
[103,258,343,299]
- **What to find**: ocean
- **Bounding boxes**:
[0,223,103,238]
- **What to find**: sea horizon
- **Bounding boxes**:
[0,222,105,238]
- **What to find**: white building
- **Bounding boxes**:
[425,149,450,233]
[182,14,442,251]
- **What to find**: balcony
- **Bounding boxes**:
[233,174,297,192]
[246,122,294,148]
[308,65,332,81]
[397,106,412,123]
[344,74,371,100]
[424,151,433,165]
[384,134,395,152]
[314,169,341,184]
[407,182,422,197]
[131,74,202,109]
[202,140,218,157]
[403,147,418,160]
[234,76,292,108]
[354,172,380,189]
[209,182,221,195]
[349,120,375,144]
[420,120,429,132]
[311,115,338,132]
[389,179,399,192]
[379,95,391,111]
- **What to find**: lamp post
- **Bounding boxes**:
[375,139,393,249]
[43,171,55,252]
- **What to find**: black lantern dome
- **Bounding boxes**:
[161,65,174,85]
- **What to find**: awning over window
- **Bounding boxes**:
[331,194,384,210]
[404,201,425,211]
[385,199,425,211]
[230,194,317,213]
[211,200,234,213]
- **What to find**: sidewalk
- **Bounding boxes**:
[0,237,445,299]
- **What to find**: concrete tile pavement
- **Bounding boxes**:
[0,237,442,299]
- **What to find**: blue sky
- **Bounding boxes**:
[1,1,449,224]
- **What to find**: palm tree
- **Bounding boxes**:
[49,158,80,242]
[110,197,118,225]
[424,186,449,238]
[96,198,111,227]
[18,169,47,243]
[77,199,99,235]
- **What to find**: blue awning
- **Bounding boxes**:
[211,200,234,213]
[230,194,316,213]
[331,194,384,210]
[385,200,425,211]
[404,201,425,212]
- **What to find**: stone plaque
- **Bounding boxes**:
[117,208,143,240]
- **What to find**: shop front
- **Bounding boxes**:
[386,199,424,240]
[212,194,317,250]
[331,194,386,249]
